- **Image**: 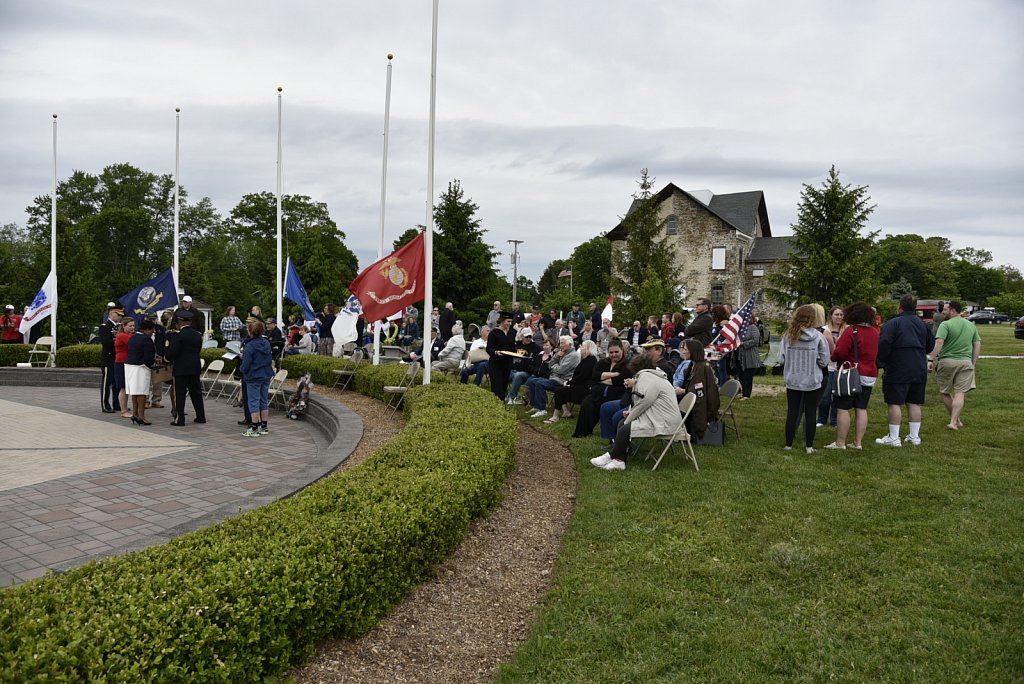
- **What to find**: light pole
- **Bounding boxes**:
[508,239,523,305]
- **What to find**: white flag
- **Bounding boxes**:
[332,295,362,354]
[600,295,613,323]
[20,271,56,335]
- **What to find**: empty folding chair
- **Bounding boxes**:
[719,378,742,440]
[382,361,419,415]
[266,369,290,410]
[201,359,225,398]
[28,336,56,367]
[649,393,698,471]
[331,353,363,393]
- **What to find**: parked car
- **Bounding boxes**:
[992,311,1009,323]
[967,310,1003,324]
[1015,316,1024,340]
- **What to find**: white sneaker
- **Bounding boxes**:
[590,452,612,467]
[505,397,514,405]
[531,410,548,419]
[805,447,817,454]
[848,444,863,450]
[904,435,921,446]
[824,442,845,450]
[599,458,626,471]
[815,422,825,428]
[875,435,902,447]
[783,446,793,451]
[511,397,525,405]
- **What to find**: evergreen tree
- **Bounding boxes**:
[610,169,683,323]
[432,180,498,311]
[767,165,883,307]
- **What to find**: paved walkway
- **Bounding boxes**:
[0,385,361,587]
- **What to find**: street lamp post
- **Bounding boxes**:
[508,239,523,305]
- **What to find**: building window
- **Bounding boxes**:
[711,285,724,306]
[666,215,678,235]
[712,246,726,270]
[752,268,765,277]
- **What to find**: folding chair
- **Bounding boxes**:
[719,378,742,440]
[649,393,698,471]
[382,361,419,415]
[27,336,56,367]
[267,369,290,410]
[330,353,363,393]
[201,359,225,398]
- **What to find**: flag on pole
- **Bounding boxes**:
[19,271,57,335]
[119,268,178,324]
[348,232,426,323]
[716,290,760,351]
[331,294,363,353]
[284,256,316,321]
[600,295,613,323]
[557,267,572,278]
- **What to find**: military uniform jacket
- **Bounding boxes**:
[165,326,203,376]
[98,319,117,366]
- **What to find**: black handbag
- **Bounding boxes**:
[833,327,862,397]
[694,419,725,446]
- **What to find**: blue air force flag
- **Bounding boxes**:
[19,271,57,335]
[119,268,178,324]
[284,257,316,322]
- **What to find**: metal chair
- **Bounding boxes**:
[382,361,419,415]
[719,378,742,440]
[330,353,363,393]
[27,336,56,367]
[647,392,699,471]
[201,359,225,398]
[267,369,290,410]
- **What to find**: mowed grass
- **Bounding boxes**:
[496,327,1023,683]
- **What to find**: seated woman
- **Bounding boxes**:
[432,322,467,373]
[546,339,598,423]
[575,320,597,348]
[672,338,720,440]
[572,339,629,437]
[398,315,420,349]
[589,353,682,471]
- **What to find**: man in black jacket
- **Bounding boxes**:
[173,295,205,335]
[684,298,714,346]
[438,302,456,341]
[165,310,206,426]
[486,312,516,400]
[98,307,123,413]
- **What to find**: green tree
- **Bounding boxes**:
[767,165,883,307]
[610,169,683,323]
[537,259,570,300]
[392,226,423,252]
[869,234,958,298]
[569,235,612,304]
[0,223,39,310]
[432,180,498,311]
[986,292,1024,317]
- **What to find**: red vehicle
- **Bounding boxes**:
[1015,316,1024,340]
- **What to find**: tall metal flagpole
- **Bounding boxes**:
[276,87,283,325]
[173,107,180,293]
[373,53,394,367]
[423,0,439,385]
[51,114,58,344]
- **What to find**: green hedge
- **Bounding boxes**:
[281,354,457,402]
[0,344,32,367]
[55,344,238,374]
[0,376,514,681]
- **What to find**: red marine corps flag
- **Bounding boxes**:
[348,232,426,323]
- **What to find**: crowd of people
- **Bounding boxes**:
[82,290,982,461]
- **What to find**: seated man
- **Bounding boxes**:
[284,325,314,356]
[461,326,490,385]
[506,332,547,404]
[405,327,444,364]
[525,335,580,419]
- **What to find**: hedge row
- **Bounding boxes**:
[280,354,458,400]
[0,344,33,367]
[0,372,515,681]
[55,344,239,375]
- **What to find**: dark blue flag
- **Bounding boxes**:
[119,268,179,324]
[284,257,316,321]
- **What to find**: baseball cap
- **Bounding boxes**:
[182,295,193,303]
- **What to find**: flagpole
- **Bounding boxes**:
[373,53,394,367]
[276,86,283,325]
[423,0,439,385]
[51,114,58,345]
[173,107,180,293]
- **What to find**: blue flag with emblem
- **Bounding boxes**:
[119,268,178,324]
[284,257,316,321]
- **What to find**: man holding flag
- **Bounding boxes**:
[712,291,763,398]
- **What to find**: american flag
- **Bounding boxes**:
[557,268,572,278]
[716,290,760,351]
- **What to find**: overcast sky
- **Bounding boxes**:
[2,0,1022,289]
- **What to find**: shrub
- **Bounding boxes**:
[55,343,102,368]
[0,344,32,367]
[281,354,456,402]
[0,378,514,682]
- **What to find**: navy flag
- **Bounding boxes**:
[119,268,179,324]
[284,257,316,321]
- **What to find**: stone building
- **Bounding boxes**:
[606,182,798,317]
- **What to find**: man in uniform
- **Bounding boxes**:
[98,306,123,412]
[486,311,516,400]
[164,310,206,426]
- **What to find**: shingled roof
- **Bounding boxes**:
[608,183,771,240]
[747,236,798,262]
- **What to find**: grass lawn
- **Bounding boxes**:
[496,326,1023,682]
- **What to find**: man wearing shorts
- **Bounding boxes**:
[929,300,981,431]
[876,294,935,446]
